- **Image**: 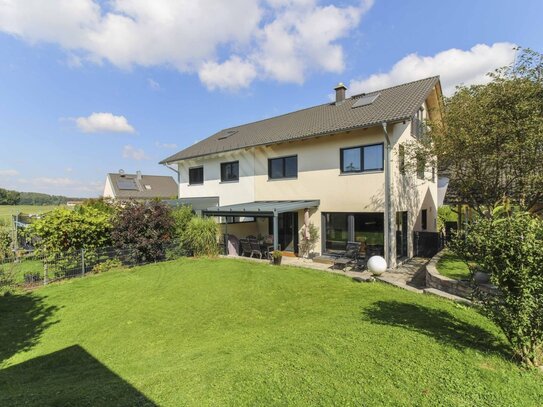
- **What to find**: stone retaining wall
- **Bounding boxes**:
[425,251,497,299]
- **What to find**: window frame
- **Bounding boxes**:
[268,155,298,180]
[220,160,239,183]
[340,142,384,174]
[188,166,204,185]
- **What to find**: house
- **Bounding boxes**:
[160,77,444,268]
[103,171,177,200]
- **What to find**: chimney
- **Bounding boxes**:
[136,170,142,181]
[334,82,347,104]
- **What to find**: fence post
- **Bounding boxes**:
[81,248,85,276]
[43,261,48,285]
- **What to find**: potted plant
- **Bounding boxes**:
[271,250,282,265]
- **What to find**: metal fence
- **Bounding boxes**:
[0,239,187,287]
[413,231,445,258]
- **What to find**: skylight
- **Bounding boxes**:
[352,93,380,108]
[218,130,238,140]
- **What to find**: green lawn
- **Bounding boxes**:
[1,258,541,406]
[437,251,471,280]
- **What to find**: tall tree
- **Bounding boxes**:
[415,48,543,215]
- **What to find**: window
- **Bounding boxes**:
[421,209,428,230]
[431,166,435,182]
[188,167,203,185]
[323,212,384,254]
[220,161,239,182]
[399,145,406,174]
[268,155,297,179]
[340,143,383,173]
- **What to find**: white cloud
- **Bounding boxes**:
[0,0,372,90]
[0,169,19,177]
[199,56,257,91]
[155,141,178,149]
[75,112,135,133]
[348,42,517,96]
[123,145,148,160]
[147,78,160,91]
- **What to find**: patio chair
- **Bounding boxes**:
[240,239,262,259]
[333,241,362,270]
[248,238,263,259]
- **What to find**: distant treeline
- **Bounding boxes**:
[0,188,81,205]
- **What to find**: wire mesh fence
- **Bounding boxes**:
[0,239,187,288]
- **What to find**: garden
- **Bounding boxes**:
[1,257,543,406]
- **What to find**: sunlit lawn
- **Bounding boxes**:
[1,258,541,406]
[436,250,471,280]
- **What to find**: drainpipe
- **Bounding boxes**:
[381,122,394,269]
[163,162,181,197]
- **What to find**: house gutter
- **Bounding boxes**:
[381,122,394,270]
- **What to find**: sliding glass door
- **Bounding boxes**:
[323,212,384,255]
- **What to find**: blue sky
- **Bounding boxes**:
[0,0,541,197]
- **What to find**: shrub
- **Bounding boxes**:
[92,259,123,274]
[450,208,543,367]
[0,229,12,260]
[183,217,219,257]
[29,206,112,256]
[111,201,174,263]
[298,223,319,258]
[172,205,195,240]
[0,264,16,296]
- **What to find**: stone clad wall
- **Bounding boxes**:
[425,251,497,299]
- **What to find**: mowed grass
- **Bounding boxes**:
[1,258,542,406]
[0,205,63,229]
[437,250,471,280]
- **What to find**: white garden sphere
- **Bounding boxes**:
[367,256,387,276]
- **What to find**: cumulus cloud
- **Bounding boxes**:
[199,56,257,91]
[123,145,148,160]
[0,169,19,177]
[75,112,135,133]
[0,0,373,91]
[348,42,517,96]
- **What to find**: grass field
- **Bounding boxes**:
[0,205,63,229]
[437,250,471,280]
[1,258,542,406]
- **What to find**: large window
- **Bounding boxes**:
[268,155,297,179]
[340,143,384,173]
[220,161,239,182]
[324,212,384,254]
[188,166,203,185]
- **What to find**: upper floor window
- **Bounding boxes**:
[399,144,406,175]
[416,154,426,180]
[268,155,298,179]
[340,143,384,173]
[188,166,204,185]
[221,161,239,182]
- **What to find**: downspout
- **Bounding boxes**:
[163,162,181,197]
[381,122,393,269]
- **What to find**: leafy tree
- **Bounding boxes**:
[111,201,174,262]
[183,217,219,257]
[414,48,543,215]
[0,188,20,205]
[450,208,543,367]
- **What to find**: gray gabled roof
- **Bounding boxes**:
[107,173,177,199]
[161,76,440,164]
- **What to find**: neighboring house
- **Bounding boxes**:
[161,77,443,268]
[103,171,177,200]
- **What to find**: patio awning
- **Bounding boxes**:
[202,200,320,217]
